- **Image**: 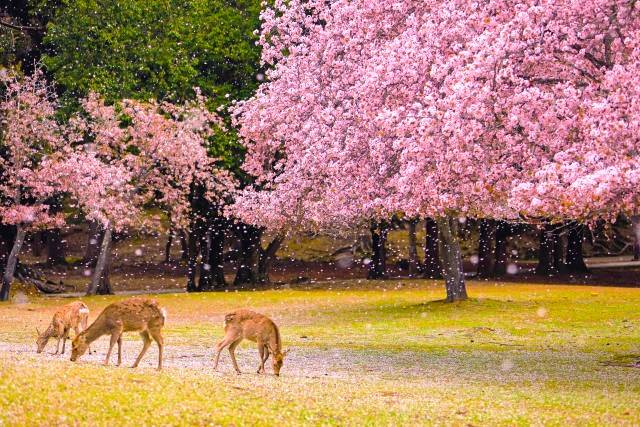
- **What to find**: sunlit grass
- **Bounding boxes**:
[1,280,639,425]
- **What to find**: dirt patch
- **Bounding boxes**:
[0,341,433,380]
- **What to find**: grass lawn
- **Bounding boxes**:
[0,280,639,425]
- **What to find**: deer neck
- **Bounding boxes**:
[82,318,107,344]
[268,325,282,354]
[44,323,58,339]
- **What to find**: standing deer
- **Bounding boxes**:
[70,298,166,370]
[213,309,288,376]
[36,301,90,355]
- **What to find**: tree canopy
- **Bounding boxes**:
[42,0,262,104]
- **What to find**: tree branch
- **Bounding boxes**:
[0,20,44,34]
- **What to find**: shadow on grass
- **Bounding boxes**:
[599,354,640,368]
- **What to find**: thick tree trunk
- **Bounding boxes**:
[186,228,200,292]
[197,230,211,290]
[83,220,103,266]
[165,227,189,263]
[0,225,16,277]
[46,229,66,266]
[566,223,588,273]
[234,224,262,286]
[0,226,26,301]
[423,217,442,279]
[367,222,387,279]
[436,216,468,302]
[493,221,509,276]
[258,235,285,284]
[31,231,45,257]
[536,224,558,276]
[407,219,420,277]
[86,224,113,296]
[477,219,496,278]
[199,217,227,290]
[554,227,567,273]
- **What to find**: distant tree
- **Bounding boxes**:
[0,68,68,300]
[70,93,235,295]
[43,0,264,288]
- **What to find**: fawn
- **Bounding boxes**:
[70,297,166,370]
[36,301,90,355]
[213,309,288,376]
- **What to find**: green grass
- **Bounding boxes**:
[1,280,639,425]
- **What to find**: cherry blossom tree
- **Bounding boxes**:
[0,68,69,301]
[231,0,640,301]
[76,93,234,295]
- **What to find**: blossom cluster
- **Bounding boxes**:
[232,0,640,230]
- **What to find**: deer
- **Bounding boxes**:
[213,309,288,376]
[36,301,90,355]
[70,297,166,370]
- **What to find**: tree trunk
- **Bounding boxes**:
[83,220,103,266]
[197,229,211,290]
[631,216,640,261]
[96,247,112,295]
[164,230,174,263]
[179,230,189,261]
[258,235,284,284]
[86,224,113,296]
[367,222,387,279]
[0,226,26,301]
[165,227,188,263]
[407,219,420,277]
[493,221,509,276]
[31,231,45,257]
[436,216,468,302]
[46,229,66,266]
[199,217,227,290]
[566,223,588,273]
[186,227,200,292]
[234,224,262,286]
[423,217,442,279]
[536,224,558,276]
[0,225,16,277]
[554,227,567,273]
[477,219,496,278]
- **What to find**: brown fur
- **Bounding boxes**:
[213,309,288,376]
[70,298,166,370]
[36,301,89,354]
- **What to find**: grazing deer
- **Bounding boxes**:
[213,309,288,376]
[70,298,166,370]
[36,301,90,355]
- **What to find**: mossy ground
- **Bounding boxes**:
[1,280,639,425]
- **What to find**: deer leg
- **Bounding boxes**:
[213,335,236,371]
[54,337,61,355]
[257,342,269,374]
[229,339,242,374]
[132,331,151,368]
[116,336,123,366]
[149,328,164,371]
[132,331,152,368]
[105,324,124,366]
[61,328,70,354]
